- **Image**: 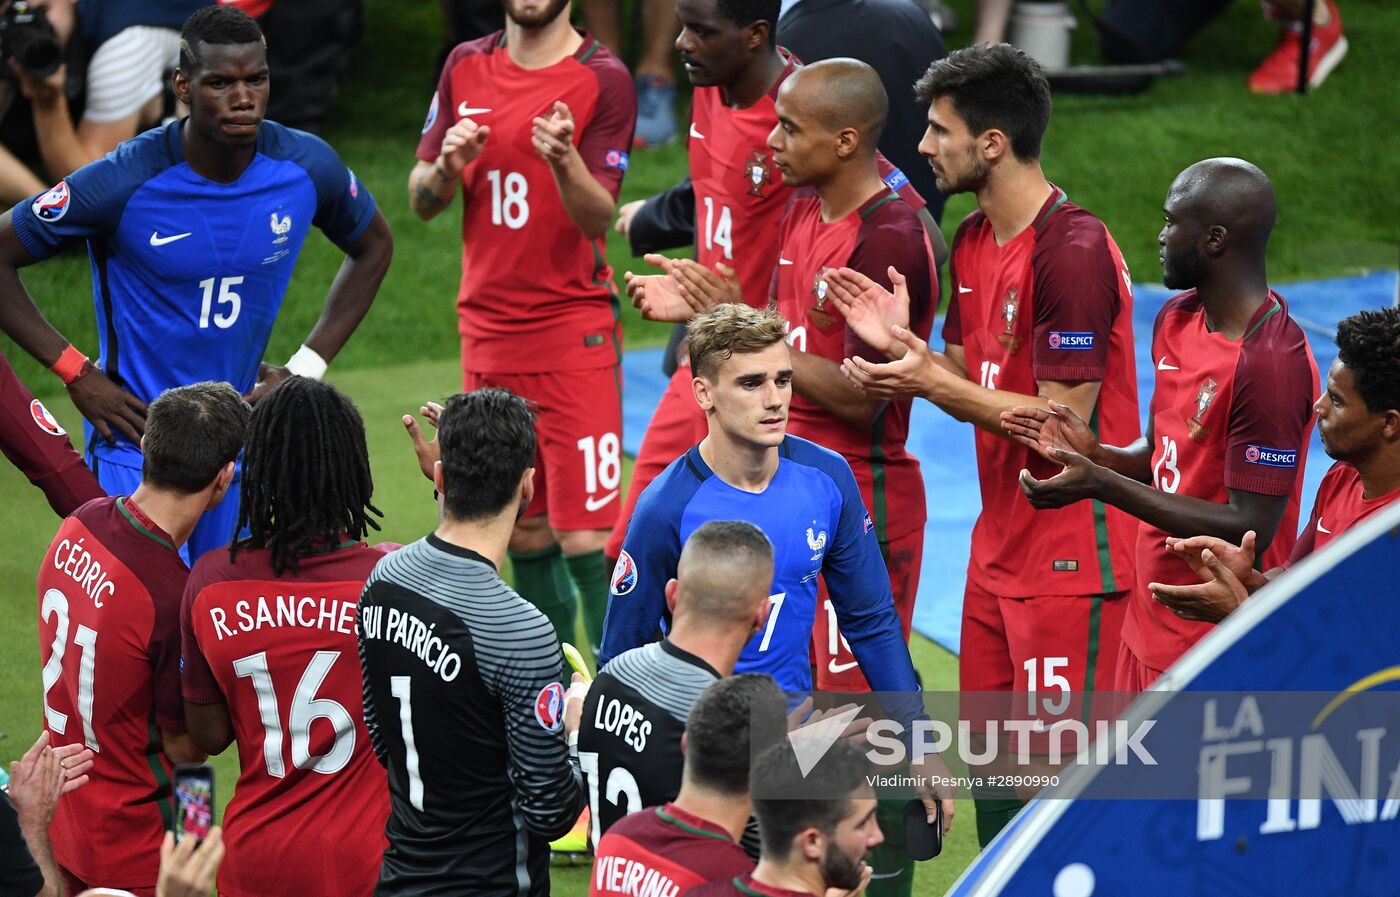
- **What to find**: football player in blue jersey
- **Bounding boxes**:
[0,5,392,560]
[599,303,954,832]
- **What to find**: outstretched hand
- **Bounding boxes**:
[439,117,491,177]
[1163,530,1260,586]
[625,254,736,321]
[841,325,942,399]
[1017,448,1102,509]
[532,101,577,165]
[824,266,910,357]
[402,401,444,482]
[157,827,225,897]
[1000,399,1098,463]
[1150,548,1250,623]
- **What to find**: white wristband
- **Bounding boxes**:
[285,344,328,380]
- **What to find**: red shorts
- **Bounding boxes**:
[0,350,103,516]
[462,365,623,531]
[605,363,707,558]
[814,526,923,691]
[1114,640,1164,692]
[959,579,1127,748]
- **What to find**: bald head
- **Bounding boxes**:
[673,521,774,630]
[781,58,889,152]
[1167,157,1277,253]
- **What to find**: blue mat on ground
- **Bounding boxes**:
[620,271,1399,655]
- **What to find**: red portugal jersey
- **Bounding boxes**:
[943,187,1140,597]
[1288,464,1400,562]
[590,804,752,897]
[1125,290,1317,671]
[418,31,636,374]
[687,873,817,897]
[1288,462,1400,565]
[689,52,923,309]
[38,497,188,893]
[180,541,395,897]
[776,187,936,542]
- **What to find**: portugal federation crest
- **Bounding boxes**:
[1188,377,1218,441]
[998,288,1022,351]
[746,151,773,196]
[808,266,837,330]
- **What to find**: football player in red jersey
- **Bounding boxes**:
[827,44,1140,846]
[1148,306,1400,622]
[36,381,248,896]
[0,347,103,516]
[605,0,932,571]
[1003,158,1317,691]
[687,739,880,897]
[407,0,637,653]
[181,377,391,897]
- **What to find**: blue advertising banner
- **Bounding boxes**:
[945,500,1400,897]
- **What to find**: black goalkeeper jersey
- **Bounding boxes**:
[358,535,583,897]
[578,640,718,842]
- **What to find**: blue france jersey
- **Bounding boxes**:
[600,436,918,694]
[11,120,377,466]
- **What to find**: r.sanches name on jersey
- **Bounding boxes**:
[358,604,462,681]
[1047,331,1095,350]
[591,695,652,752]
[207,594,357,640]
[1244,444,1297,468]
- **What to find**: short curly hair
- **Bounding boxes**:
[1335,307,1400,414]
[687,304,788,379]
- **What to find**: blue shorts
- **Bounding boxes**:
[88,451,242,565]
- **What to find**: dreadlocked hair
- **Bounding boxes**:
[232,377,382,575]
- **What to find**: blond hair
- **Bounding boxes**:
[687,304,788,379]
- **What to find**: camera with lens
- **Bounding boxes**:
[0,1,61,80]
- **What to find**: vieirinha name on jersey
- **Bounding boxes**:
[358,604,461,682]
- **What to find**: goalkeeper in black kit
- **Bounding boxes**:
[358,388,586,897]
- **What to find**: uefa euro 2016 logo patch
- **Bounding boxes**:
[422,91,440,134]
[1244,444,1297,468]
[33,181,70,222]
[610,550,637,596]
[535,682,566,732]
[29,399,65,436]
[1047,331,1095,350]
[605,150,629,171]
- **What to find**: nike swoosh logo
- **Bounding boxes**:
[1157,357,1179,371]
[457,103,492,117]
[1317,521,1331,534]
[584,489,620,512]
[689,123,704,139]
[958,284,972,293]
[828,658,860,673]
[149,231,191,246]
[778,257,794,266]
